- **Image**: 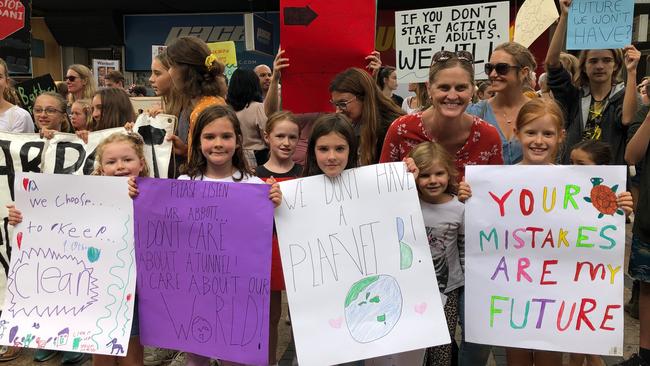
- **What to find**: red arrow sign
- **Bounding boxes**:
[280,0,376,113]
[0,0,26,40]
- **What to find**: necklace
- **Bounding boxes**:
[502,111,513,125]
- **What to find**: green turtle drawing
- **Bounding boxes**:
[583,177,623,218]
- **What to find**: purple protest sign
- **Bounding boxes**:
[133,177,273,365]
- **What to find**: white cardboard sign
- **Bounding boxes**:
[275,163,450,366]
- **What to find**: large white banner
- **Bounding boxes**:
[0,173,136,355]
[275,163,449,366]
[465,166,625,356]
[395,2,509,83]
[0,124,172,308]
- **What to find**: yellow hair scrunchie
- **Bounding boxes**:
[205,53,219,70]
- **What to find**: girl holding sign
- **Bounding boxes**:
[408,141,464,366]
[458,98,632,366]
[8,132,151,365]
[545,0,641,165]
[254,111,302,365]
[168,104,281,366]
[33,92,73,137]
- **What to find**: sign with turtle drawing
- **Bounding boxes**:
[0,173,136,355]
[464,165,626,355]
[275,162,450,366]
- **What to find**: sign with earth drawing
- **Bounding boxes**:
[275,163,450,366]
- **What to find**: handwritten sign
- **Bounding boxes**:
[465,166,625,355]
[14,74,56,115]
[514,0,559,48]
[275,163,449,366]
[207,41,238,81]
[133,177,274,365]
[0,128,173,309]
[395,2,509,83]
[0,172,136,355]
[567,0,634,50]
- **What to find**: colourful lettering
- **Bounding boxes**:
[490,295,509,327]
[479,228,498,252]
[510,298,530,329]
[491,256,509,281]
[576,298,597,331]
[519,189,534,216]
[558,228,570,248]
[542,187,557,212]
[600,305,620,331]
[540,260,558,285]
[556,300,576,331]
[576,226,597,248]
[489,189,513,217]
[599,225,617,250]
[517,257,532,282]
[563,184,581,209]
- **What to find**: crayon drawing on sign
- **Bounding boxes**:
[275,163,450,366]
[464,165,625,355]
[0,173,136,355]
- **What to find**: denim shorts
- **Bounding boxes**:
[629,235,650,283]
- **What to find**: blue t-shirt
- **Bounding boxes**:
[466,100,522,165]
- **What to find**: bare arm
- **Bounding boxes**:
[544,0,570,69]
[264,48,288,116]
[625,111,650,164]
[622,45,641,125]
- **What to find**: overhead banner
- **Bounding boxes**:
[133,177,274,365]
[0,127,172,309]
[566,0,634,50]
[465,166,625,355]
[280,0,376,113]
[0,172,136,355]
[395,2,509,83]
[275,163,449,366]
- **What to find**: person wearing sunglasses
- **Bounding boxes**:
[65,64,96,109]
[546,0,641,168]
[329,67,404,166]
[466,42,537,166]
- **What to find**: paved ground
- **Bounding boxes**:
[6,222,641,366]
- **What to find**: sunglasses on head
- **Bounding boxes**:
[432,50,474,64]
[484,63,521,76]
[65,75,78,82]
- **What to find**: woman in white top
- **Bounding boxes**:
[0,58,34,133]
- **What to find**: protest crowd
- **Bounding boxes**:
[0,0,649,365]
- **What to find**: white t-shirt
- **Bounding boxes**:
[177,171,264,184]
[0,105,35,133]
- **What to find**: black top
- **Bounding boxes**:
[255,164,303,179]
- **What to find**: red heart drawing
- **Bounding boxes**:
[22,178,29,191]
[126,294,132,301]
[16,232,22,250]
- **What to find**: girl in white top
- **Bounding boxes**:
[0,58,34,133]
[176,104,281,366]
